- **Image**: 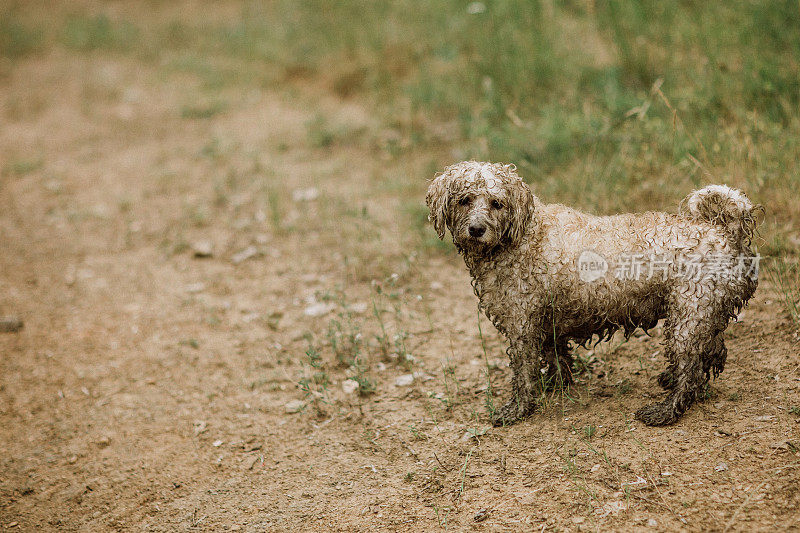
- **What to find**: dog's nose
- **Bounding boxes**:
[469,224,486,238]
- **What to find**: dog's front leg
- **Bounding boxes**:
[491,335,542,426]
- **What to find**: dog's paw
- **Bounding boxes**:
[491,398,535,427]
[635,402,677,426]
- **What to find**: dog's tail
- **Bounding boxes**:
[682,185,760,251]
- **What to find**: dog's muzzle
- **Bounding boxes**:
[469,224,486,238]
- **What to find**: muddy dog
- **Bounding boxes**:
[426,161,760,426]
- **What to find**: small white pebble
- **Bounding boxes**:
[284,400,305,414]
[342,379,359,395]
[394,374,414,387]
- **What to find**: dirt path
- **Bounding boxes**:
[2,46,800,532]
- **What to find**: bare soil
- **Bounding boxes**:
[2,33,800,533]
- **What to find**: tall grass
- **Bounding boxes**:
[175,1,799,221]
[3,1,799,239]
[768,258,800,330]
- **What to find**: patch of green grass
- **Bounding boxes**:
[615,378,634,396]
[351,363,376,397]
[161,54,232,89]
[0,16,43,58]
[767,258,800,329]
[61,14,139,52]
[409,424,427,442]
[180,338,199,349]
[2,156,43,177]
[304,114,364,149]
[306,114,335,148]
[180,100,228,119]
[403,201,454,255]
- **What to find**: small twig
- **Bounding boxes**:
[433,452,452,472]
[458,449,473,498]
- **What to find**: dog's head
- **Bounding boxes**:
[426,161,534,252]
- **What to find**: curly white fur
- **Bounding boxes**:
[427,161,760,426]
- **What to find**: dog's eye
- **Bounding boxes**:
[490,200,503,210]
[459,196,471,206]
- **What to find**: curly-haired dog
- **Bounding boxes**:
[426,161,760,426]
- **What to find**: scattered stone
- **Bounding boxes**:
[342,379,359,395]
[67,455,78,464]
[412,371,434,382]
[591,463,602,473]
[304,302,335,317]
[394,374,414,387]
[595,500,626,517]
[193,420,208,435]
[0,316,23,333]
[44,179,62,193]
[96,436,111,448]
[244,455,261,471]
[285,400,305,414]
[232,246,258,265]
[241,312,260,323]
[621,476,647,489]
[192,240,213,258]
[292,187,319,202]
[461,426,490,442]
[715,462,728,472]
[212,440,223,447]
[647,518,658,527]
[349,302,368,314]
[185,282,206,294]
[473,509,490,522]
[754,415,775,422]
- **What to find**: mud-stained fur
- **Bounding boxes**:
[426,161,760,427]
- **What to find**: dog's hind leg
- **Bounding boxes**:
[636,296,723,426]
[703,331,727,379]
[657,364,679,390]
[657,329,726,390]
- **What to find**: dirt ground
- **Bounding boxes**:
[2,22,800,533]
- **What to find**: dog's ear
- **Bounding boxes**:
[426,168,456,239]
[504,167,535,244]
